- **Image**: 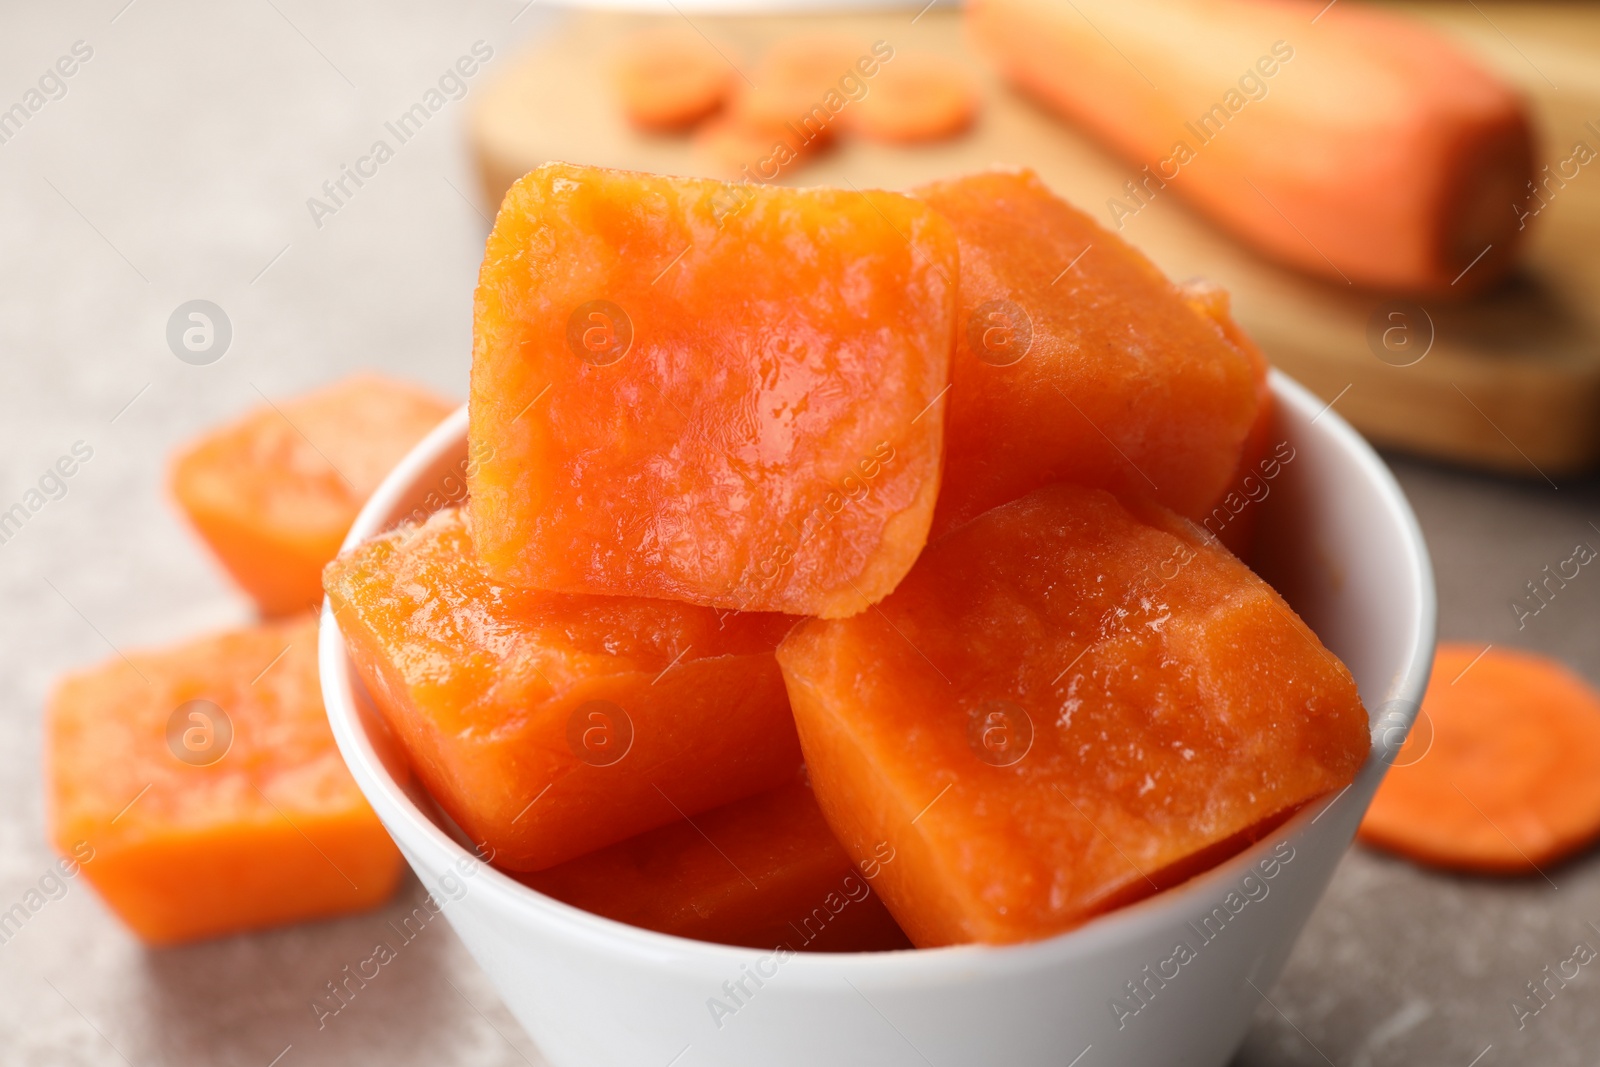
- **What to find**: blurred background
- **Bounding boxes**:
[2,0,1598,1063]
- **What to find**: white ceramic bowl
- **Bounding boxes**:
[319,369,1435,1067]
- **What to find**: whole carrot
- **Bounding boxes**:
[968,0,1534,294]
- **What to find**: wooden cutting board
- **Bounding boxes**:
[469,3,1600,479]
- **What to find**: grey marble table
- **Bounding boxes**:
[1,2,1595,1064]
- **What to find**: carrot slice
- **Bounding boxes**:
[610,27,735,132]
[693,113,823,182]
[1359,644,1600,874]
[735,35,864,145]
[843,52,979,143]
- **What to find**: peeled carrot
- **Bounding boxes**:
[610,27,735,132]
[968,0,1534,294]
[843,52,979,144]
[1359,644,1600,874]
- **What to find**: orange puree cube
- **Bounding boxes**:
[323,506,802,871]
[1179,279,1275,559]
[170,374,454,616]
[777,483,1369,946]
[46,615,404,944]
[519,778,910,953]
[468,162,955,618]
[912,169,1263,538]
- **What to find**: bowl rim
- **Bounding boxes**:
[319,367,1436,976]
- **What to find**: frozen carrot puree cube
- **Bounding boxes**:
[170,373,454,616]
[777,483,1369,947]
[1180,279,1275,559]
[468,162,956,618]
[45,615,403,945]
[912,169,1263,538]
[323,506,802,871]
[518,778,910,953]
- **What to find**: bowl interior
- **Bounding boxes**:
[319,369,1435,964]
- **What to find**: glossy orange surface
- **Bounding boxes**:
[324,507,803,871]
[46,615,403,944]
[170,373,454,615]
[912,169,1262,539]
[1360,644,1600,873]
[468,162,955,618]
[1180,279,1274,560]
[519,778,910,952]
[778,483,1369,946]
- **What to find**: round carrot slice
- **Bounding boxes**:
[1359,644,1600,874]
[611,27,735,132]
[693,114,823,181]
[735,35,862,144]
[845,52,979,143]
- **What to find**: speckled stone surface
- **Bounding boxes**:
[1236,456,1600,1067]
[1,2,1596,1064]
